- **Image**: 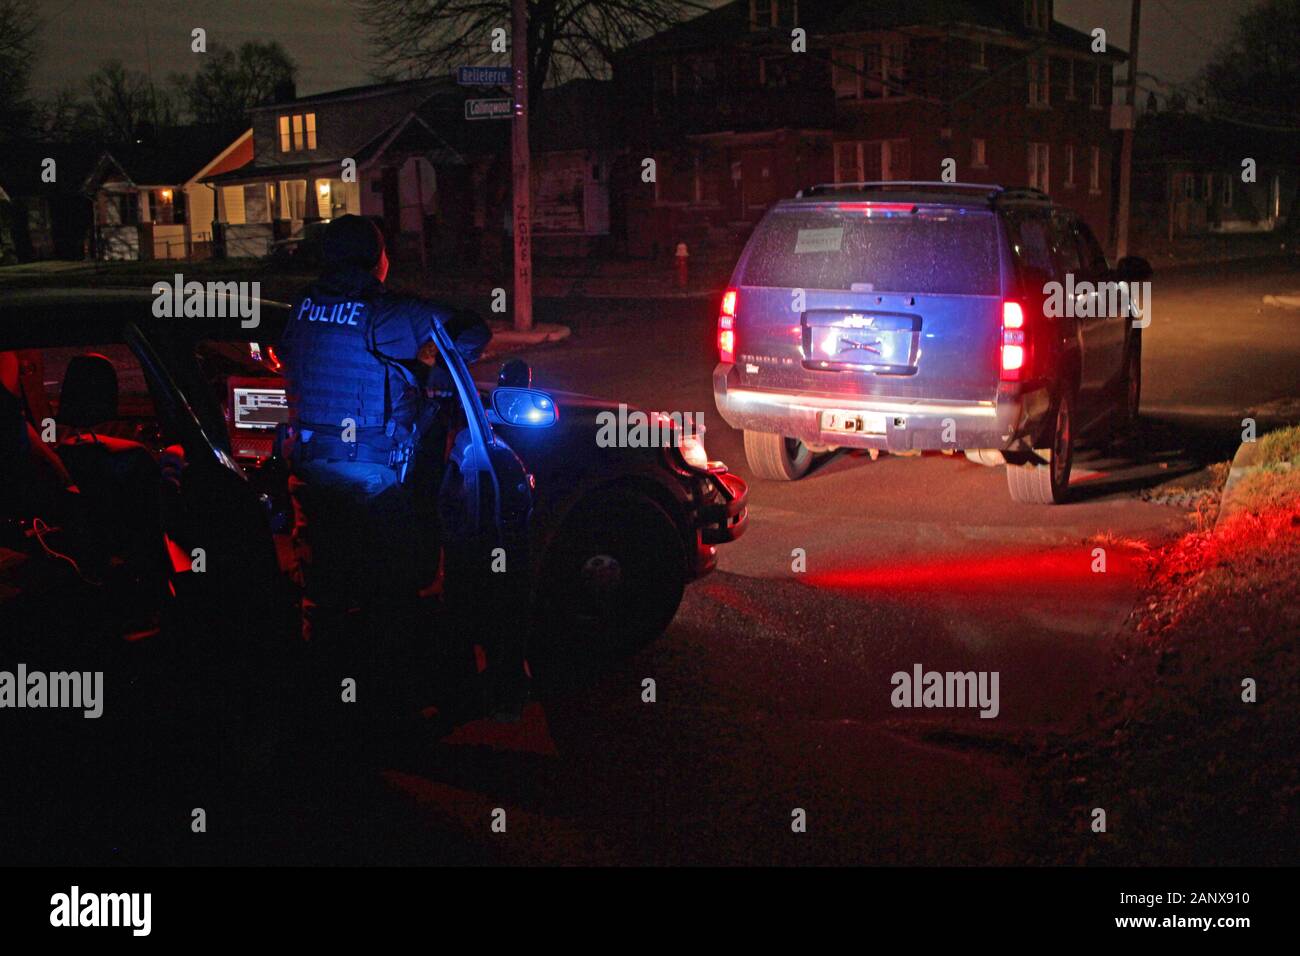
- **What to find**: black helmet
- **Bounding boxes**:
[322,214,384,269]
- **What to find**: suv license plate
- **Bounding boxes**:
[821,410,887,435]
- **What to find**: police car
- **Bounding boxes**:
[0,289,747,675]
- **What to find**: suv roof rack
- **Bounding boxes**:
[794,181,1053,206]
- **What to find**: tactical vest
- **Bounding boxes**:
[285,295,390,431]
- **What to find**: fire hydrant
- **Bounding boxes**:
[674,242,689,288]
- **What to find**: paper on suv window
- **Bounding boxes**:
[793,226,844,254]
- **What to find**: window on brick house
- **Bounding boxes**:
[834,139,910,181]
[751,0,799,29]
[971,138,987,168]
[1089,146,1101,194]
[1024,0,1051,30]
[1028,142,1050,192]
[1065,145,1075,187]
[1028,55,1050,107]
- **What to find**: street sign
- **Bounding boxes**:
[465,98,512,120]
[457,66,513,87]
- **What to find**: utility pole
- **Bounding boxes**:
[511,0,533,331]
[1115,0,1141,260]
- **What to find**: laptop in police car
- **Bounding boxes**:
[227,376,288,460]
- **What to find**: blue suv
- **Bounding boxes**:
[713,182,1152,503]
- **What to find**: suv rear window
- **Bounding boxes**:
[740,206,1001,295]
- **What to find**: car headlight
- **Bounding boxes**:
[678,431,710,471]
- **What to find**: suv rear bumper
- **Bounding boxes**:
[713,364,1051,453]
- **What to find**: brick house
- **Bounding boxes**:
[611,0,1126,257]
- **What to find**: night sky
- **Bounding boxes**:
[30,0,1259,99]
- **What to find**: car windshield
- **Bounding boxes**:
[740,206,1001,295]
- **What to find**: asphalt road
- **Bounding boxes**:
[294,254,1294,865]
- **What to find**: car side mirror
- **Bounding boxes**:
[1115,256,1152,282]
[498,358,532,389]
[491,387,557,427]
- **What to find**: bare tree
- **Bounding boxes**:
[84,60,179,144]
[0,0,41,137]
[176,41,298,135]
[354,0,708,103]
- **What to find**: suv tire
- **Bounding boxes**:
[1006,389,1075,504]
[744,430,813,480]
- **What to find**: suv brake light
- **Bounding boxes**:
[1000,301,1026,380]
[718,288,737,363]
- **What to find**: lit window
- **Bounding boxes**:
[305,113,317,150]
[971,138,987,168]
[278,116,291,152]
[292,114,303,151]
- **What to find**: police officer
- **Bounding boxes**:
[282,215,494,712]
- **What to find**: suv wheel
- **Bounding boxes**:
[1006,390,1075,504]
[744,430,813,480]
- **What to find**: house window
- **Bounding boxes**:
[279,113,318,152]
[280,180,308,219]
[1090,65,1102,108]
[1182,174,1195,199]
[972,40,987,70]
[1024,0,1051,30]
[1028,142,1050,192]
[1202,173,1213,200]
[1028,55,1050,107]
[761,56,791,88]
[751,0,798,29]
[834,40,907,100]
[1065,145,1075,187]
[1221,175,1233,207]
[1089,146,1101,194]
[835,139,911,181]
[1066,59,1076,99]
[971,138,987,169]
[832,48,862,98]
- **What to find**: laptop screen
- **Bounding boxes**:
[232,386,288,431]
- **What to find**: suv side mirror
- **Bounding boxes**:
[1115,256,1152,282]
[498,358,532,389]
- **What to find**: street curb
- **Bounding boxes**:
[487,322,572,349]
[1216,439,1266,528]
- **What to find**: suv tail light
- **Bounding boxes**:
[718,288,737,363]
[1000,300,1026,381]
